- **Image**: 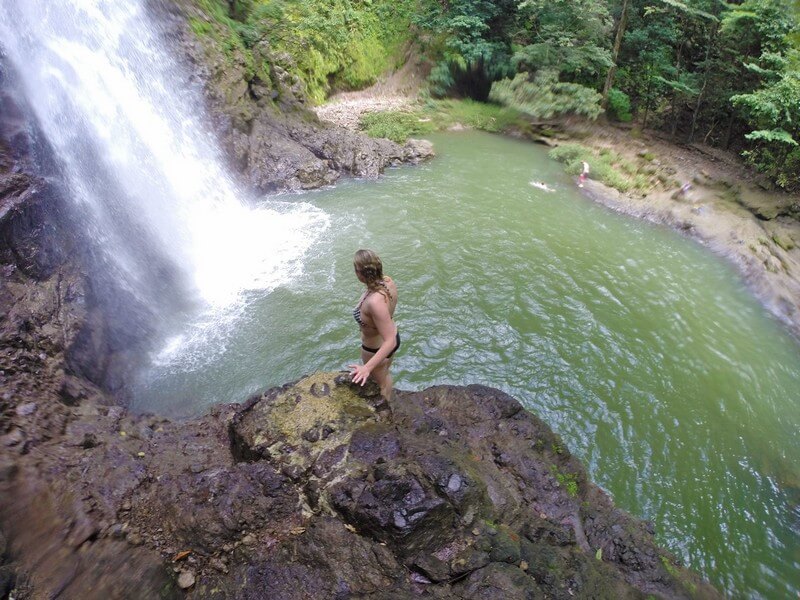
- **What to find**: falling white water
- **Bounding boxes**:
[0,0,329,364]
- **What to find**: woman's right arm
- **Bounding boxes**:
[348,296,397,385]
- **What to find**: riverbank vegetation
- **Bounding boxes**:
[410,0,800,190]
[192,0,799,191]
[359,99,526,141]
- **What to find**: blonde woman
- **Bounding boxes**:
[349,249,399,399]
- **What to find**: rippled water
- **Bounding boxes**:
[132,132,800,598]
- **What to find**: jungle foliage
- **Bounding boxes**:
[192,0,800,189]
[191,0,416,103]
[413,0,800,189]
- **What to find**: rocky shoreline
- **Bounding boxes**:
[316,91,800,342]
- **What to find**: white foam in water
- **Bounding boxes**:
[189,200,328,306]
[153,202,329,368]
[0,0,329,357]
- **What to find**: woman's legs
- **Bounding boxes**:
[361,348,393,399]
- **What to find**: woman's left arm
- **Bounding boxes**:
[349,297,397,386]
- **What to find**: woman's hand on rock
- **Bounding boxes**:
[348,363,372,386]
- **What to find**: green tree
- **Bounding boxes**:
[601,0,632,110]
[720,0,798,186]
[655,0,716,138]
[512,0,613,84]
[615,18,677,128]
[415,0,517,99]
[489,71,604,119]
[488,0,611,120]
[732,52,800,188]
[716,0,796,145]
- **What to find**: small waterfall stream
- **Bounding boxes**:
[0,0,328,318]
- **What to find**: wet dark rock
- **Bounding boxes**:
[108,523,125,539]
[1,364,723,599]
[1,429,24,447]
[0,172,66,280]
[59,374,88,404]
[0,565,15,598]
[14,402,36,416]
[330,464,455,556]
[454,562,541,599]
[66,510,99,548]
[0,460,17,483]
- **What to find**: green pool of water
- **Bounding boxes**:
[132,131,799,598]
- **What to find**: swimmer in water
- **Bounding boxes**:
[529,180,555,192]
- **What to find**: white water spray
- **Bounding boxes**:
[0,0,328,310]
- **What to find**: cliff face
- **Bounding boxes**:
[0,71,104,407]
[150,0,433,194]
[0,62,166,401]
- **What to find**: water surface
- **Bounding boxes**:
[132,131,800,599]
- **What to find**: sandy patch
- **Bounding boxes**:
[314,94,412,130]
[313,50,426,130]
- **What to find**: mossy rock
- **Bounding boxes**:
[772,233,796,251]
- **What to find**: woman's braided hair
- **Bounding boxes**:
[354,249,392,300]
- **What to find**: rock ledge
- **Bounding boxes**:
[1,372,721,599]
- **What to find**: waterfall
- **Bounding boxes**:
[0,0,329,312]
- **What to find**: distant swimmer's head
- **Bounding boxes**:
[354,248,384,288]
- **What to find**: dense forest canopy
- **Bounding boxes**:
[199,0,799,189]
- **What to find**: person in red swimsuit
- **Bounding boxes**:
[578,160,590,187]
[350,249,400,399]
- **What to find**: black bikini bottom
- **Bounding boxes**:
[362,332,401,358]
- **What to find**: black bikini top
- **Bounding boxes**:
[353,294,367,328]
[353,280,390,328]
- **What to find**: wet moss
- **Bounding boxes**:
[773,233,796,251]
[550,464,579,497]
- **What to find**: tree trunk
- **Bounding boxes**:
[688,24,717,144]
[723,111,735,149]
[669,36,685,140]
[601,0,630,110]
[703,120,717,145]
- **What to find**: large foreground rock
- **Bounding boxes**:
[1,372,721,599]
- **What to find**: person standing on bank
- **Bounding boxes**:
[578,161,590,187]
[349,249,400,399]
